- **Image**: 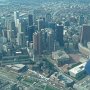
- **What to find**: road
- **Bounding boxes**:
[43,55,78,82]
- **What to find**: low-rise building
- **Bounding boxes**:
[69,62,86,79]
[73,76,90,90]
[6,64,28,72]
[58,74,74,87]
[52,50,70,66]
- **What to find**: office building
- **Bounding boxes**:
[37,18,45,31]
[33,28,54,55]
[17,32,26,47]
[46,29,54,52]
[80,25,90,47]
[79,15,85,25]
[55,24,64,47]
[14,11,19,27]
[48,22,56,31]
[16,19,27,35]
[28,14,33,26]
[33,31,42,55]
[7,30,11,41]
[10,21,17,38]
[27,26,35,42]
[45,13,52,22]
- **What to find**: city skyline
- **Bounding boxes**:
[0,0,90,90]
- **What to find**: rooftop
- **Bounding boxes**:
[7,64,25,71]
[69,62,86,74]
[52,50,69,60]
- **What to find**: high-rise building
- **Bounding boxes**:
[17,20,27,33]
[79,15,84,25]
[37,18,45,31]
[14,11,19,27]
[17,32,26,47]
[55,24,64,47]
[45,13,52,22]
[46,29,54,52]
[10,21,17,38]
[33,28,54,55]
[7,30,11,41]
[10,21,16,31]
[2,29,7,38]
[33,31,42,55]
[27,26,35,42]
[28,14,33,26]
[80,25,90,46]
[6,30,15,42]
[48,22,56,30]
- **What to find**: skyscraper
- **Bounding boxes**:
[46,29,54,52]
[45,13,52,22]
[80,25,90,46]
[37,18,45,31]
[27,26,35,42]
[48,22,56,30]
[17,32,26,47]
[14,11,19,27]
[33,28,54,55]
[28,14,33,26]
[17,20,27,34]
[55,24,64,47]
[10,21,17,38]
[33,31,42,55]
[79,15,84,25]
[7,30,11,41]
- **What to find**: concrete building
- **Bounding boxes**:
[58,74,74,87]
[7,30,11,41]
[78,43,90,57]
[6,64,27,72]
[14,11,19,27]
[33,28,54,55]
[52,50,70,66]
[17,32,26,47]
[17,21,26,33]
[33,31,42,55]
[69,62,86,79]
[73,76,90,90]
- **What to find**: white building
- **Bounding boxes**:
[14,11,19,27]
[6,64,26,72]
[69,62,86,78]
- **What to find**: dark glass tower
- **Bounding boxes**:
[80,25,90,46]
[28,14,33,26]
[56,24,64,47]
[27,26,35,42]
